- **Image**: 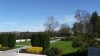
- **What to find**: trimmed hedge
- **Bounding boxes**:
[0,33,16,48]
[0,33,9,46]
[39,33,50,50]
[8,34,16,48]
[31,33,50,50]
[31,33,40,46]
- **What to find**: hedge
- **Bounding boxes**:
[31,33,50,50]
[0,33,16,48]
[0,33,9,46]
[8,34,16,48]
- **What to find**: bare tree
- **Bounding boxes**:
[58,23,70,37]
[44,16,59,37]
[75,9,90,22]
[72,22,83,36]
[74,9,90,34]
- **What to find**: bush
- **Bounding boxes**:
[39,33,50,50]
[8,34,16,48]
[31,33,50,50]
[51,47,62,55]
[42,49,56,56]
[31,33,40,46]
[41,47,62,56]
[60,38,67,41]
[26,46,43,54]
[0,33,9,46]
[0,44,2,48]
[0,46,10,51]
[60,37,73,41]
[72,37,81,48]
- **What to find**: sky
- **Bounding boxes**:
[0,0,100,32]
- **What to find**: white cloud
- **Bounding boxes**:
[63,15,77,22]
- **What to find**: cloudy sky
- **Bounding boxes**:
[0,0,99,32]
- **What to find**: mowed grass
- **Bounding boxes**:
[14,45,24,48]
[50,41,78,55]
[16,41,31,45]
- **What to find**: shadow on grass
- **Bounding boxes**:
[62,52,77,56]
[62,50,87,56]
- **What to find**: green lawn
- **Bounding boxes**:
[14,45,24,48]
[16,41,31,45]
[50,41,78,55]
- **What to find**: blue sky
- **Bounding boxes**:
[0,0,100,32]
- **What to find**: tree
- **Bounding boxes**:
[44,16,59,37]
[72,22,83,36]
[74,9,90,34]
[98,16,100,36]
[58,23,70,37]
[90,11,99,36]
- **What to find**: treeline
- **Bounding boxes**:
[0,31,70,40]
[73,10,100,37]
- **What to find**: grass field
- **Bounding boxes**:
[14,45,24,48]
[16,41,31,45]
[50,41,78,55]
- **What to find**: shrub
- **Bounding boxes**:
[31,33,50,50]
[0,46,10,51]
[26,46,43,54]
[0,33,9,46]
[60,37,73,41]
[39,33,50,50]
[31,33,40,46]
[0,44,2,48]
[60,38,67,41]
[41,47,62,56]
[72,37,81,48]
[42,49,56,56]
[8,34,16,48]
[51,47,62,55]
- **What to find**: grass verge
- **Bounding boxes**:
[14,45,24,49]
[16,41,31,45]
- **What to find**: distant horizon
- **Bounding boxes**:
[0,0,100,32]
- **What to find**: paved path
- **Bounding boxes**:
[2,46,29,53]
[50,39,60,43]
